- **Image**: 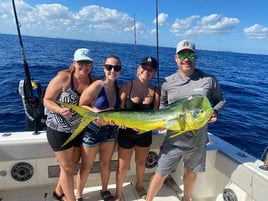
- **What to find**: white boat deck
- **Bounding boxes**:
[1,177,182,201]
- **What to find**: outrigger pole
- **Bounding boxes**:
[155,0,160,88]
[134,14,137,68]
[12,0,44,134]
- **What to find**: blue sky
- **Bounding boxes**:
[1,0,268,54]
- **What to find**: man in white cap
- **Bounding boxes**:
[146,40,225,201]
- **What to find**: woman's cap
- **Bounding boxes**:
[74,48,93,61]
[141,56,158,70]
[176,40,195,54]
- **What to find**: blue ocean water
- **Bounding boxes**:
[0,33,267,159]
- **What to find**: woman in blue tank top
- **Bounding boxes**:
[75,55,121,201]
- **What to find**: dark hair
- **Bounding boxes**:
[103,55,121,99]
[103,55,121,65]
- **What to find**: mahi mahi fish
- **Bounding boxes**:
[58,95,214,146]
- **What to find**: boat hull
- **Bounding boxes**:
[0,131,268,201]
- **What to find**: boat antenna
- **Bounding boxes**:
[155,0,160,88]
[134,14,137,68]
[12,0,44,134]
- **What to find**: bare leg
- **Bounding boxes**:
[115,146,134,200]
[54,147,77,201]
[183,168,196,201]
[76,146,98,199]
[134,146,150,191]
[54,181,63,197]
[99,141,116,191]
[146,172,168,201]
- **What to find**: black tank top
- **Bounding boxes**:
[125,81,155,110]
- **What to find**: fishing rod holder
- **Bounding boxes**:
[18,80,46,133]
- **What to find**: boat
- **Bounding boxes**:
[1,130,268,201]
[1,1,268,201]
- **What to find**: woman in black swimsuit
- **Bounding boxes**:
[115,57,160,201]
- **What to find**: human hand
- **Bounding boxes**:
[157,127,166,131]
[208,112,217,123]
[132,127,139,132]
[118,124,126,129]
[58,107,72,118]
[96,116,110,126]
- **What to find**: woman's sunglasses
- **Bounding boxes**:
[104,64,122,72]
[77,60,92,66]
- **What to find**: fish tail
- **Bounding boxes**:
[56,101,97,146]
[61,116,92,147]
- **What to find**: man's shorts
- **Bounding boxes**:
[82,122,117,147]
[46,126,82,152]
[156,141,206,176]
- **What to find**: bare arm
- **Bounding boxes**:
[79,80,102,112]
[119,81,130,109]
[43,72,72,118]
[153,87,160,109]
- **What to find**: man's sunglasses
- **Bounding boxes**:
[104,64,122,72]
[177,52,195,60]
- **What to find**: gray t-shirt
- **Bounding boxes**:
[160,69,225,147]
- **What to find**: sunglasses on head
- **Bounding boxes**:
[77,60,92,66]
[177,52,195,60]
[104,64,122,72]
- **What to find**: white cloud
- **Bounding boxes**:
[244,24,268,40]
[0,0,145,41]
[170,14,239,36]
[153,13,168,26]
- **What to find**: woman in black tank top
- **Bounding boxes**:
[115,57,160,200]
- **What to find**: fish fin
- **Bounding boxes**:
[169,131,183,138]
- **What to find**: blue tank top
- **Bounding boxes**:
[93,82,120,110]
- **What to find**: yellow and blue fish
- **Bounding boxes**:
[58,95,214,146]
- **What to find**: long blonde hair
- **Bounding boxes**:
[56,64,75,75]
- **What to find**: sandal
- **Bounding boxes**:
[100,190,114,201]
[135,186,147,199]
[52,191,65,201]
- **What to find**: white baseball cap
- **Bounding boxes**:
[73,48,93,61]
[176,40,195,54]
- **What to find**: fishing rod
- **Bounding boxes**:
[12,0,33,97]
[12,0,45,134]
